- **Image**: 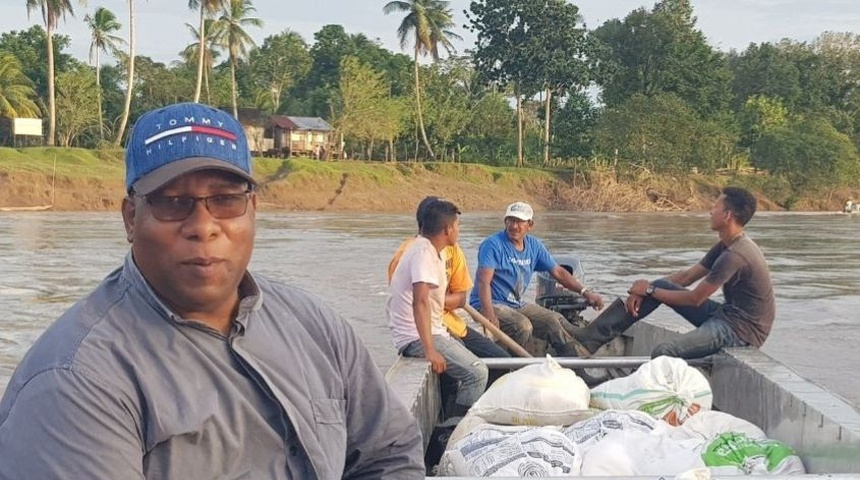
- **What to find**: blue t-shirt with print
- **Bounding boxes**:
[469,230,557,309]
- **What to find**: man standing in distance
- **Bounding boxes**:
[573,187,775,359]
[0,102,423,479]
[387,198,488,417]
[470,201,604,356]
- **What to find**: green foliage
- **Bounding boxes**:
[596,93,736,173]
[0,26,79,101]
[0,53,40,117]
[754,116,860,192]
[55,67,99,146]
[593,0,732,118]
[249,30,311,113]
[740,95,789,148]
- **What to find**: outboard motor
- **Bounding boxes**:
[535,256,589,328]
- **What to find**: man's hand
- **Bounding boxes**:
[426,349,447,374]
[625,292,644,317]
[583,290,604,310]
[625,279,650,317]
[627,279,651,297]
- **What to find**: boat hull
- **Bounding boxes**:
[386,317,860,476]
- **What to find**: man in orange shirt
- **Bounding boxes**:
[388,197,510,358]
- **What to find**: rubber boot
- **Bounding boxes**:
[571,298,637,356]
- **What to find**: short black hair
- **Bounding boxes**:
[722,186,757,226]
[417,198,460,236]
[416,196,441,231]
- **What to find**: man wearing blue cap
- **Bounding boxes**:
[0,103,423,479]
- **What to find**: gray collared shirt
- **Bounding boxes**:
[0,254,423,480]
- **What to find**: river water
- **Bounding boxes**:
[1,211,858,409]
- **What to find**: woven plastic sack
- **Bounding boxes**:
[469,355,593,426]
[590,356,712,425]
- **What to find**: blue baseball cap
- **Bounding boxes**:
[125,102,256,195]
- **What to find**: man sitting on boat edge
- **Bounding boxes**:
[572,186,776,360]
[388,196,510,359]
[387,198,489,418]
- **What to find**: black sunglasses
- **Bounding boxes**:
[133,189,253,221]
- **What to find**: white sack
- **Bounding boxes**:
[562,409,670,455]
[579,428,706,476]
[438,424,582,477]
[470,355,593,426]
[590,356,712,425]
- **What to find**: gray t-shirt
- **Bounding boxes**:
[700,234,775,347]
[0,254,423,480]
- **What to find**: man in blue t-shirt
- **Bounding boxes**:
[469,202,604,356]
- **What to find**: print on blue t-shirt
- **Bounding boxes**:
[469,230,557,309]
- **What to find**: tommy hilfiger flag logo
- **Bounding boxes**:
[143,117,240,156]
[145,125,237,145]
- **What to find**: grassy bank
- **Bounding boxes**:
[0,147,852,212]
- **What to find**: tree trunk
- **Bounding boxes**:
[543,86,551,166]
[46,24,56,146]
[516,87,523,167]
[230,53,238,119]
[96,48,103,141]
[114,0,136,146]
[413,46,434,160]
[204,63,211,103]
[193,5,205,103]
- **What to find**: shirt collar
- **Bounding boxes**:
[121,252,263,331]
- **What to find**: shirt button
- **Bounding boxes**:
[289,445,298,456]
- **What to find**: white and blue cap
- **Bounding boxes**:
[504,201,534,221]
[125,102,255,195]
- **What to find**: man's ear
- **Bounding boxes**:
[121,196,136,243]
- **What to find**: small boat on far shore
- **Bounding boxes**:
[0,205,52,212]
[845,200,860,214]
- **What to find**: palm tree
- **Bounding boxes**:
[0,53,40,118]
[383,0,461,160]
[181,19,220,103]
[114,0,138,146]
[211,0,262,118]
[187,0,223,103]
[84,6,124,141]
[25,0,84,146]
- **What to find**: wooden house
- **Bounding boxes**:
[230,108,269,155]
[265,115,333,158]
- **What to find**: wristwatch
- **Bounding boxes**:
[645,283,656,297]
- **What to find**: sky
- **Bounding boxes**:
[2,0,860,66]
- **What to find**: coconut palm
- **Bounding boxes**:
[25,0,84,146]
[383,0,461,160]
[0,53,40,118]
[112,0,137,146]
[211,0,263,118]
[187,0,224,103]
[84,6,124,141]
[181,19,220,103]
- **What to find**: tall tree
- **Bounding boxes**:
[383,0,461,160]
[0,52,40,118]
[593,0,731,117]
[25,0,84,146]
[187,0,223,102]
[84,6,124,141]
[114,0,138,146]
[181,18,220,103]
[211,0,263,118]
[55,66,99,146]
[248,30,311,113]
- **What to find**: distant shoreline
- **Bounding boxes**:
[1,148,856,214]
